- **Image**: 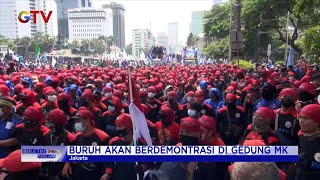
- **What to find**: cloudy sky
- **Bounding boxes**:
[93,0,220,46]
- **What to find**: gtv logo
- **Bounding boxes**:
[18,10,53,23]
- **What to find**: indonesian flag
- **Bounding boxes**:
[128,67,153,146]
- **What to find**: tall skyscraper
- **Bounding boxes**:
[132,29,154,57]
[190,11,205,36]
[102,2,125,49]
[68,8,113,41]
[168,22,178,52]
[56,0,80,38]
[0,0,57,39]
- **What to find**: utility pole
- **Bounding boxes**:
[228,0,233,62]
[236,0,241,67]
[284,11,290,64]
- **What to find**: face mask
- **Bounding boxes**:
[81,99,89,107]
[226,102,236,110]
[75,122,85,132]
[280,97,295,108]
[0,108,3,117]
[58,100,70,111]
[105,92,112,98]
[24,120,38,129]
[53,125,64,135]
[108,106,116,112]
[187,109,197,117]
[45,121,55,129]
[180,135,199,145]
[289,76,294,80]
[261,90,273,101]
[187,97,194,103]
[35,89,41,93]
[117,129,129,137]
[47,95,57,102]
[148,92,155,98]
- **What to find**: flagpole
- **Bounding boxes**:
[284,11,290,64]
[128,66,139,180]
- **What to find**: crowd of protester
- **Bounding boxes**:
[0,58,319,180]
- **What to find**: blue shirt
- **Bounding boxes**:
[0,116,22,158]
[254,98,281,112]
[204,99,222,112]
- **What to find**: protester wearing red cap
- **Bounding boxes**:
[162,91,186,124]
[298,82,317,104]
[217,93,246,145]
[63,108,110,180]
[179,116,201,145]
[16,88,41,116]
[100,96,124,138]
[104,115,151,179]
[80,90,103,127]
[0,97,21,158]
[11,106,49,147]
[93,89,108,112]
[199,115,224,146]
[41,87,58,118]
[43,109,75,179]
[274,88,299,145]
[194,90,215,118]
[240,107,279,145]
[57,93,77,132]
[101,86,113,107]
[0,150,41,179]
[297,104,320,179]
[146,86,162,123]
[155,106,180,145]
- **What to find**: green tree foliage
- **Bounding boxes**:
[301,25,320,62]
[203,0,320,62]
[186,33,197,47]
[231,59,255,69]
[203,36,229,59]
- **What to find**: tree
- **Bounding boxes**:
[125,43,132,55]
[300,25,320,62]
[203,36,229,59]
[186,33,196,47]
[98,36,115,54]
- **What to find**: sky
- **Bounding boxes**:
[93,0,218,46]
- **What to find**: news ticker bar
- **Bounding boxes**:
[21,146,298,162]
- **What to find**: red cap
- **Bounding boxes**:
[255,107,275,120]
[0,150,41,172]
[147,86,156,93]
[230,81,238,89]
[103,86,113,92]
[199,115,217,132]
[300,104,320,124]
[160,106,175,122]
[81,91,94,101]
[23,106,44,123]
[48,109,67,125]
[57,93,70,101]
[73,109,95,125]
[278,88,297,100]
[138,89,148,98]
[195,90,205,97]
[187,91,195,96]
[226,93,236,102]
[180,117,201,133]
[299,82,316,95]
[167,91,178,98]
[115,113,132,129]
[44,87,56,95]
[226,86,235,91]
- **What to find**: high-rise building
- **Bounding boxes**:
[56,0,79,38]
[132,29,154,57]
[156,32,168,47]
[68,8,113,41]
[190,11,205,36]
[102,2,125,49]
[168,22,178,52]
[0,0,58,39]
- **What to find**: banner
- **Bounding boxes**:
[21,146,298,162]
